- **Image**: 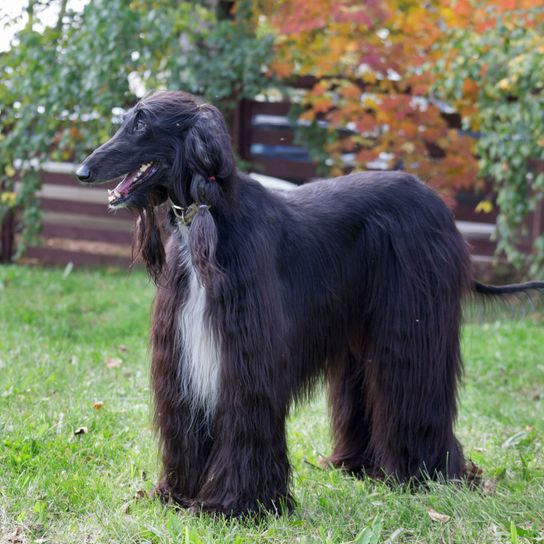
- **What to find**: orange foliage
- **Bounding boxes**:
[261,0,541,197]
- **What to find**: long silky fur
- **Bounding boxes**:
[77,90,544,519]
[134,206,165,284]
[187,204,223,294]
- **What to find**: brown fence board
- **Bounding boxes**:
[25,246,132,267]
[41,198,132,221]
[42,224,133,245]
[41,170,122,188]
[249,157,316,183]
[247,101,290,116]
[465,239,497,257]
[43,211,132,232]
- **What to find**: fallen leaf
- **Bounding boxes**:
[427,508,450,523]
[74,427,88,435]
[7,526,24,544]
[62,262,73,278]
[482,478,498,494]
[466,459,483,486]
[119,344,128,353]
[134,489,146,499]
[105,357,122,368]
[92,401,104,410]
[502,431,527,448]
[122,502,131,514]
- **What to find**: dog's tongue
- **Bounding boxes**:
[114,170,139,196]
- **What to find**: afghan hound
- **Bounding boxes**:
[76,90,544,517]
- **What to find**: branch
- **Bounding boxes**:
[26,0,36,30]
[55,0,68,34]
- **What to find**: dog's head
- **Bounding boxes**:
[76,91,236,285]
[76,90,236,211]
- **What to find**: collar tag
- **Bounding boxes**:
[170,201,209,226]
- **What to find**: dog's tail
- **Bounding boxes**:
[473,280,544,296]
[472,280,544,313]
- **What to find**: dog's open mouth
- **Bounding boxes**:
[108,162,159,207]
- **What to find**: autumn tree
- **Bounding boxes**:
[263,0,480,200]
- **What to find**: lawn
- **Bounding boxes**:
[0,265,543,544]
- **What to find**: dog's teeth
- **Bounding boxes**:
[114,189,121,198]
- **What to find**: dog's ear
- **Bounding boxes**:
[173,105,236,208]
[174,104,234,293]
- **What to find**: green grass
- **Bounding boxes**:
[1,265,543,544]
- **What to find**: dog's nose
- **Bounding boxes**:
[76,164,92,182]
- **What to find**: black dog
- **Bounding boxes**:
[76,90,543,517]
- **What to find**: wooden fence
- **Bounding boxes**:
[7,162,134,267]
[2,98,541,268]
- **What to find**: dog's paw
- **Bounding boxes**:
[189,494,295,519]
[320,454,379,479]
[150,482,192,507]
[465,459,484,488]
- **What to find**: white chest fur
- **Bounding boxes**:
[177,250,221,418]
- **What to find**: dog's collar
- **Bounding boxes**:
[170,200,210,226]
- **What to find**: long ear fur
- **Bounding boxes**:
[133,206,165,284]
[188,202,223,295]
[173,104,237,209]
[174,105,235,292]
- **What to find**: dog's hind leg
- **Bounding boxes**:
[364,290,466,483]
[325,351,376,477]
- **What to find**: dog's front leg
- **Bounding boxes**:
[192,314,294,517]
[153,399,214,506]
[151,283,214,505]
[194,386,293,517]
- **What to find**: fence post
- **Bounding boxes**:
[0,209,16,263]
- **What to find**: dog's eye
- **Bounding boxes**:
[133,119,147,133]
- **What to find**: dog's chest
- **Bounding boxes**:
[177,253,221,416]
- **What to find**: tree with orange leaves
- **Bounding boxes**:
[262,0,480,200]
